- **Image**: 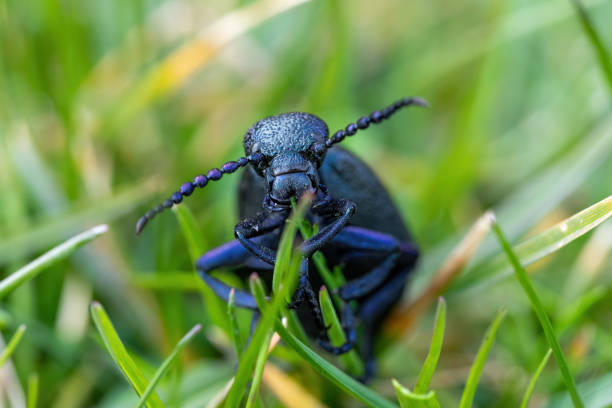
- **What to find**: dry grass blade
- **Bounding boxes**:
[262,364,328,408]
[109,0,311,126]
[387,212,493,334]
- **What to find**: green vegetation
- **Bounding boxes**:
[1,0,612,406]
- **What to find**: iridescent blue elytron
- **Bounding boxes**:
[136,97,428,380]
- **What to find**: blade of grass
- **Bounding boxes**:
[452,195,612,295]
[319,286,364,377]
[0,184,150,264]
[245,274,272,408]
[0,225,108,299]
[90,302,164,408]
[491,221,584,408]
[262,363,327,408]
[173,204,228,333]
[27,373,38,408]
[107,0,311,128]
[173,205,207,261]
[569,0,612,95]
[415,117,612,298]
[389,212,492,335]
[459,309,506,408]
[275,321,397,408]
[227,289,245,357]
[520,349,553,408]
[392,380,440,408]
[132,273,201,291]
[136,324,202,408]
[225,197,310,408]
[0,324,26,368]
[414,298,446,394]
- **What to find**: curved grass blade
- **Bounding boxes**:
[0,225,108,299]
[459,309,506,408]
[90,302,164,408]
[570,0,612,95]
[414,297,446,394]
[453,195,612,295]
[491,221,584,408]
[136,324,202,408]
[392,380,440,408]
[319,286,364,377]
[275,322,397,408]
[520,349,552,408]
[0,324,26,368]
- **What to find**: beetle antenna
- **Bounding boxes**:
[325,97,429,148]
[135,153,264,235]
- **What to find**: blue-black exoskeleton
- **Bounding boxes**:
[136,97,428,380]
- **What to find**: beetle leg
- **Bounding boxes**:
[234,210,287,265]
[359,267,412,381]
[196,236,275,310]
[331,226,418,301]
[300,199,355,257]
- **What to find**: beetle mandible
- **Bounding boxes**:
[136,97,428,379]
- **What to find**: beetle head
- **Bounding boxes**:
[135,97,428,234]
[243,112,329,205]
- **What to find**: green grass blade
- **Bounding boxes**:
[0,185,150,264]
[453,195,612,294]
[227,289,245,357]
[520,349,552,408]
[392,380,441,408]
[245,274,271,408]
[275,321,397,408]
[90,302,164,408]
[226,199,309,408]
[0,225,107,299]
[173,205,207,261]
[491,222,584,408]
[245,330,272,408]
[0,324,26,368]
[570,0,612,95]
[459,309,506,408]
[414,297,446,394]
[173,204,227,333]
[27,373,39,408]
[319,286,364,377]
[136,324,202,408]
[132,273,201,291]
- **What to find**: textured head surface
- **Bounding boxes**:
[243,112,328,158]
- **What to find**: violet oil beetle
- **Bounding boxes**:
[136,97,428,379]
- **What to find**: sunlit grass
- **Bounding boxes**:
[1,0,612,406]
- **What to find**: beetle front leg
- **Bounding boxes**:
[234,210,288,265]
[300,199,355,257]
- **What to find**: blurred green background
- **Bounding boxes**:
[1,0,612,406]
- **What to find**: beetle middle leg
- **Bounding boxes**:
[330,226,418,301]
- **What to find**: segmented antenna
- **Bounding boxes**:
[325,97,429,148]
[136,153,264,235]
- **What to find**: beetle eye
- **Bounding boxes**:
[311,142,326,158]
[251,142,261,155]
